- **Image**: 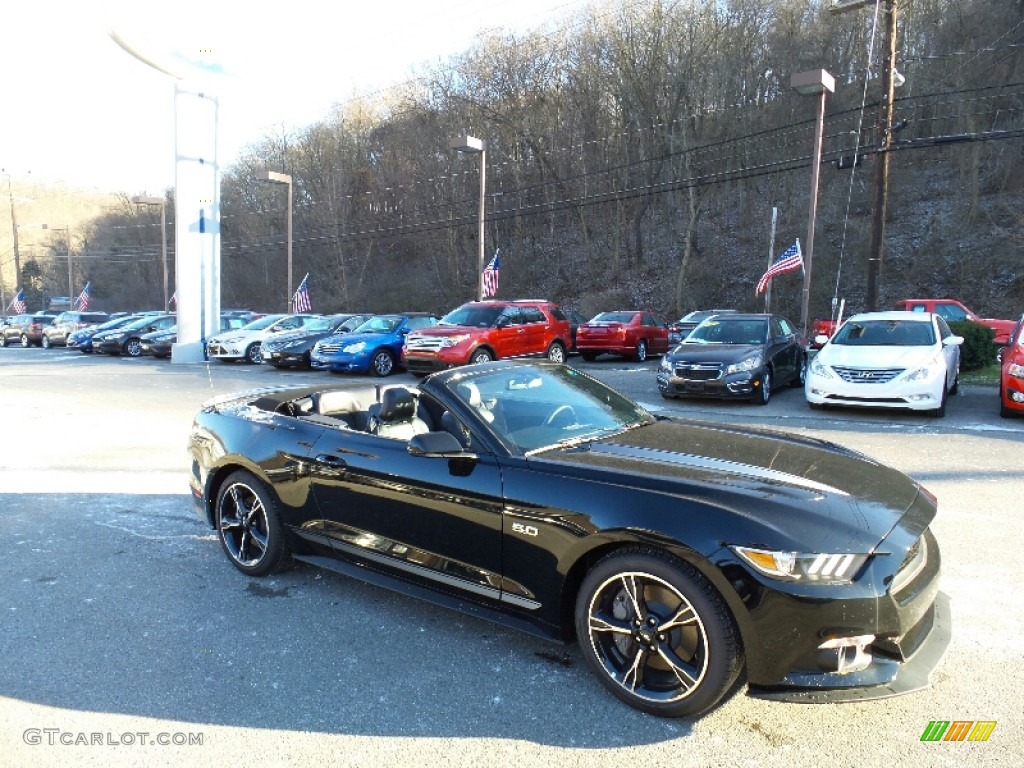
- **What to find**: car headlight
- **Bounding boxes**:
[732,546,870,583]
[905,355,942,382]
[809,357,832,379]
[342,341,366,354]
[441,334,471,348]
[1008,362,1024,379]
[659,357,672,372]
[725,354,762,375]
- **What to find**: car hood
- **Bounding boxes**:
[539,418,930,553]
[319,331,390,348]
[668,343,762,363]
[412,325,483,337]
[817,344,938,368]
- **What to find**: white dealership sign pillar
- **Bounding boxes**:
[171,82,221,364]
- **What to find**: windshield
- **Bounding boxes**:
[686,318,767,345]
[302,317,336,332]
[447,364,653,455]
[832,319,936,347]
[440,305,503,327]
[240,315,283,331]
[352,315,403,334]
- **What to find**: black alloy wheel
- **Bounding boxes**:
[793,354,807,388]
[124,338,143,357]
[635,340,648,362]
[371,348,395,377]
[575,548,742,717]
[215,471,290,576]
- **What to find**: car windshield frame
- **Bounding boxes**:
[684,318,769,345]
[443,363,654,456]
[439,305,504,328]
[831,319,937,347]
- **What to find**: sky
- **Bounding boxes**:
[2,0,589,196]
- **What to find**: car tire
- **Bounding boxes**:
[215,470,291,577]
[124,338,143,357]
[1000,388,1015,418]
[469,348,494,365]
[42,335,51,349]
[245,343,263,364]
[580,351,597,362]
[635,340,648,362]
[546,342,566,364]
[792,354,807,387]
[754,369,771,405]
[0,334,7,348]
[949,370,959,396]
[20,334,30,348]
[371,349,395,377]
[575,547,742,718]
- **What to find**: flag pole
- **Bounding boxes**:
[764,207,778,313]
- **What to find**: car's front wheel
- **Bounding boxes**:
[215,471,290,576]
[371,348,395,377]
[634,340,648,362]
[20,334,30,348]
[245,343,263,364]
[469,348,494,365]
[754,369,771,405]
[124,338,143,357]
[0,334,7,348]
[575,547,742,717]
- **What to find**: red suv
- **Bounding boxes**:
[402,300,571,374]
[999,314,1024,418]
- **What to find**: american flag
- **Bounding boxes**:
[755,240,803,295]
[292,273,312,312]
[482,249,501,298]
[8,288,27,314]
[74,282,91,310]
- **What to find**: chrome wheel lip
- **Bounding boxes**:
[218,482,269,567]
[586,570,709,704]
[636,341,648,361]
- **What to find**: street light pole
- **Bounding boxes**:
[449,136,487,301]
[131,196,169,310]
[791,69,835,344]
[259,171,293,312]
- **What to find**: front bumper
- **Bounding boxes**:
[402,353,454,374]
[264,349,308,367]
[310,354,368,373]
[657,368,764,399]
[805,374,944,411]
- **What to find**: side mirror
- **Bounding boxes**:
[944,335,965,347]
[408,431,477,459]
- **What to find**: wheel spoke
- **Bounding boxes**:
[658,604,697,632]
[619,574,646,617]
[654,644,702,692]
[588,610,633,636]
[621,646,648,692]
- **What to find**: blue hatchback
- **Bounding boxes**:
[311,313,438,376]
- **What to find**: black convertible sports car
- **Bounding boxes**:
[189,360,949,717]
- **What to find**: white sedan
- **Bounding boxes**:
[805,311,963,416]
[207,314,320,364]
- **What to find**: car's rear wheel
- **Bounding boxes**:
[20,334,30,348]
[371,348,395,377]
[635,340,648,362]
[215,471,290,576]
[575,548,742,717]
[0,334,7,347]
[124,338,143,357]
[546,341,566,364]
[41,335,51,349]
[754,369,771,405]
[245,343,263,364]
[469,348,494,365]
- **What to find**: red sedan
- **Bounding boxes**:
[576,311,670,362]
[999,314,1024,418]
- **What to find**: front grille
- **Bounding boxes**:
[316,342,343,355]
[404,336,445,352]
[673,363,723,381]
[832,366,904,384]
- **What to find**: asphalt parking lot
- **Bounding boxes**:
[1,348,1021,768]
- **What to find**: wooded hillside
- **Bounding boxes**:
[24,0,1024,324]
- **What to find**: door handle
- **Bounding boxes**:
[315,454,347,468]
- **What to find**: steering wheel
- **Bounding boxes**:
[544,405,576,428]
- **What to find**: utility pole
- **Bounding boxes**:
[831,0,899,311]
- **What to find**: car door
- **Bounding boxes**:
[644,313,670,355]
[768,316,798,383]
[935,316,960,389]
[492,306,524,358]
[308,410,505,602]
